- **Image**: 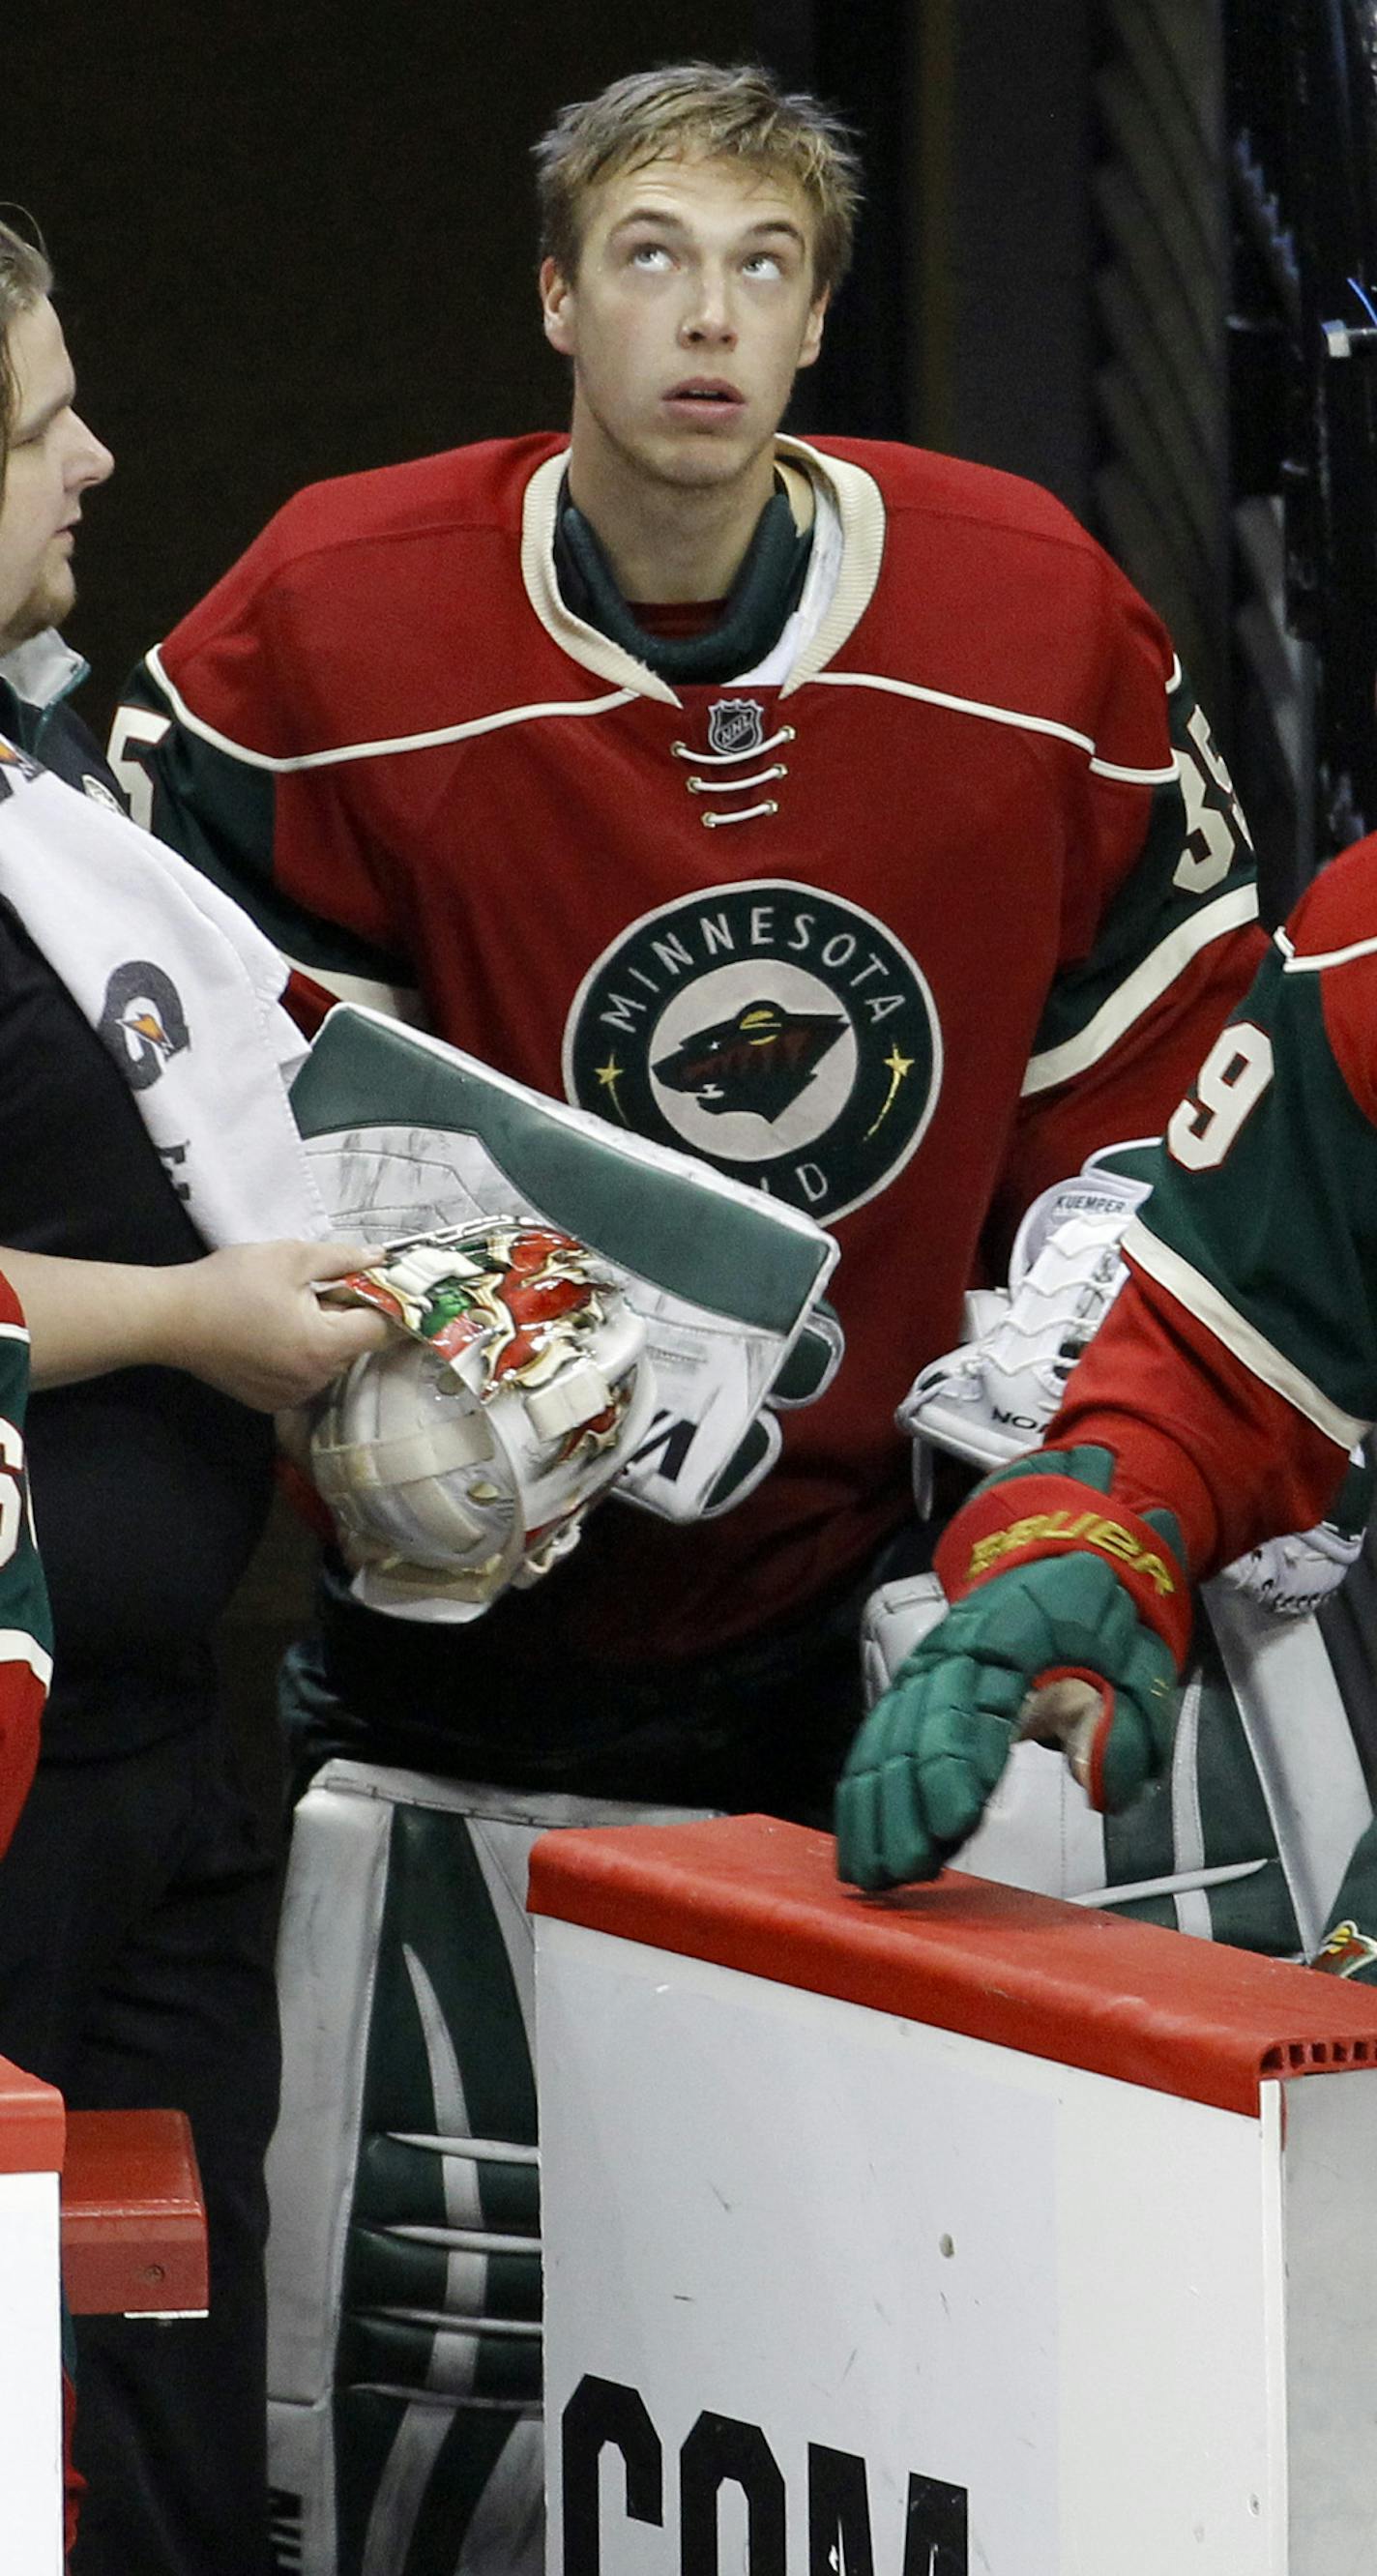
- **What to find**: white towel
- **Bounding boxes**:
[0,737,328,1246]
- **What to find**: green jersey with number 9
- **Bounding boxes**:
[1053,834,1377,1579]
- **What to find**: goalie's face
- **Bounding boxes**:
[540,155,828,516]
[0,298,112,656]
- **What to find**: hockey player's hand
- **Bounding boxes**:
[835,1448,1191,1890]
[158,1240,392,1410]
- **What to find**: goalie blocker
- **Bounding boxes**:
[285,1006,863,1809]
[292,1006,842,1534]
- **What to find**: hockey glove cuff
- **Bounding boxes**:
[835,1447,1190,1891]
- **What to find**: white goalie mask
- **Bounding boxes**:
[310,1220,658,1622]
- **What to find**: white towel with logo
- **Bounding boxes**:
[0,738,328,1245]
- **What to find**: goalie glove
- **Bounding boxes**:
[902,1143,1372,1623]
[897,1146,1155,1480]
[835,1444,1191,1890]
[310,1220,657,1622]
[1215,1447,1373,1617]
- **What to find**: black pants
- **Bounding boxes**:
[288,1553,873,1821]
[295,1518,959,1821]
[0,1707,282,2576]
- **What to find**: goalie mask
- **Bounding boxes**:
[310,1221,657,1621]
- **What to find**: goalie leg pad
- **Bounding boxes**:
[266,1760,712,2576]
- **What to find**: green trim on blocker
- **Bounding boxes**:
[292,1005,836,1332]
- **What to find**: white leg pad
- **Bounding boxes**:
[266,1759,709,2574]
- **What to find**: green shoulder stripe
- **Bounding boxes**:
[114,660,411,991]
[1024,669,1257,1094]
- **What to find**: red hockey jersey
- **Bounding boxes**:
[117,434,1263,1654]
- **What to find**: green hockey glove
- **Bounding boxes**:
[835,1447,1191,1891]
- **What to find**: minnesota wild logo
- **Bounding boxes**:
[1313,1917,1377,1978]
[563,880,942,1220]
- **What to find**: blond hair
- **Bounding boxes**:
[534,63,863,299]
[0,217,51,481]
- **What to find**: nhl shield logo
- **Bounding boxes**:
[707,698,765,757]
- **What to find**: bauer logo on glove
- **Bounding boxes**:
[311,1221,657,1623]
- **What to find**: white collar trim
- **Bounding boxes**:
[518,437,885,703]
[0,629,88,712]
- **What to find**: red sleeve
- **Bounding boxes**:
[282,965,336,1039]
[1049,1259,1352,1574]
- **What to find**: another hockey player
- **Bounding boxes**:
[860,1141,1376,1951]
[115,62,1267,1818]
[835,835,1377,1972]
